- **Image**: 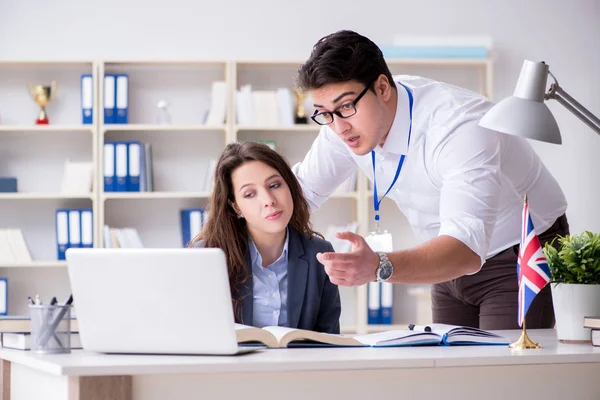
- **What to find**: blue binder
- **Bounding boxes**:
[103,74,116,124]
[103,142,116,192]
[81,74,93,124]
[114,142,128,192]
[127,141,141,192]
[68,209,82,249]
[115,74,129,124]
[367,282,381,325]
[80,209,94,248]
[0,278,7,316]
[55,209,70,260]
[180,208,204,247]
[380,282,393,324]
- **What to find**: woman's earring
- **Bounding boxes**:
[237,213,244,219]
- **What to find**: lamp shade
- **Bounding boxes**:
[479,60,563,144]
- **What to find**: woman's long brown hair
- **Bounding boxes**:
[189,141,322,322]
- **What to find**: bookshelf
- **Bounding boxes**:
[0,57,493,331]
[0,60,98,315]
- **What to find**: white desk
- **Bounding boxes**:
[0,329,599,400]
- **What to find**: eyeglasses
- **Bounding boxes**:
[311,80,375,126]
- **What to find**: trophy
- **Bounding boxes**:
[29,81,56,125]
[292,87,308,124]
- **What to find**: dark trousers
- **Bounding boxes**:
[432,214,569,330]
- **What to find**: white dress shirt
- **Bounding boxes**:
[293,75,568,267]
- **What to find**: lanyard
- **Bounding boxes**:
[371,82,414,232]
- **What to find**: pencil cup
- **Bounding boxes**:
[29,304,72,354]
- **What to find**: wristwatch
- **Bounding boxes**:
[375,251,393,282]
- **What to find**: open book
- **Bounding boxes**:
[235,323,509,348]
[409,323,510,346]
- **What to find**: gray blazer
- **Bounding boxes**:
[196,226,341,334]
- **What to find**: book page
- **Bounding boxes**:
[262,326,363,347]
[353,330,441,347]
[423,324,509,345]
[235,324,278,348]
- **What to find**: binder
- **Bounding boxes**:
[115,74,129,124]
[180,210,191,248]
[68,209,81,249]
[115,142,128,192]
[142,143,153,192]
[55,209,69,260]
[189,209,203,243]
[180,208,203,247]
[103,142,116,192]
[139,143,147,192]
[80,209,93,248]
[367,282,381,325]
[127,141,141,192]
[0,278,7,316]
[380,282,393,324]
[81,74,93,124]
[103,74,116,124]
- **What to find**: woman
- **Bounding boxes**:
[190,141,341,334]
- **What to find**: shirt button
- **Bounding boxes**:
[273,310,279,316]
[272,292,278,298]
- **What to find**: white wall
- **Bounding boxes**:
[1,0,599,235]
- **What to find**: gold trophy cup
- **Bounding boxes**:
[29,81,56,125]
[292,87,308,124]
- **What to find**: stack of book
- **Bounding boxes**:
[0,316,81,350]
[584,316,600,346]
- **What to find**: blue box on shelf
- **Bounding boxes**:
[0,177,17,193]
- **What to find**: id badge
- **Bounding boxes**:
[364,230,393,252]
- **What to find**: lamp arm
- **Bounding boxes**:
[546,73,600,135]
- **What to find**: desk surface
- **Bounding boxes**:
[1,329,599,377]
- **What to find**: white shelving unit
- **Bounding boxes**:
[97,60,230,250]
[0,57,493,330]
[0,60,98,314]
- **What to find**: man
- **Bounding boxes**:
[292,30,569,330]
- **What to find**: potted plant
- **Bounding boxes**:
[543,231,600,343]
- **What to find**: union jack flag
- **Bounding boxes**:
[517,200,551,327]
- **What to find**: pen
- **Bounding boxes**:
[408,324,432,332]
[28,296,35,306]
[50,297,57,306]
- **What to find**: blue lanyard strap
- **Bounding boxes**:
[372,82,414,223]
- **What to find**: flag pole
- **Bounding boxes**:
[509,194,541,349]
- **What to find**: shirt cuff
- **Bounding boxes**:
[438,217,490,273]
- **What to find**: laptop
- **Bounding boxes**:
[66,247,259,355]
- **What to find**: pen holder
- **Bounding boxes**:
[28,304,72,354]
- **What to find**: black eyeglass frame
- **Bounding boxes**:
[310,80,376,125]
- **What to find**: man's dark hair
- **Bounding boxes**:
[297,30,396,91]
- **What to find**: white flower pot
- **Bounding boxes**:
[551,283,600,343]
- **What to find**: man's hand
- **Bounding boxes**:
[316,231,380,286]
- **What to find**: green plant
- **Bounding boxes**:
[543,231,600,284]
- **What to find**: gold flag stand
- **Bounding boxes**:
[509,319,541,349]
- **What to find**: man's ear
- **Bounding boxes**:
[375,74,392,102]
